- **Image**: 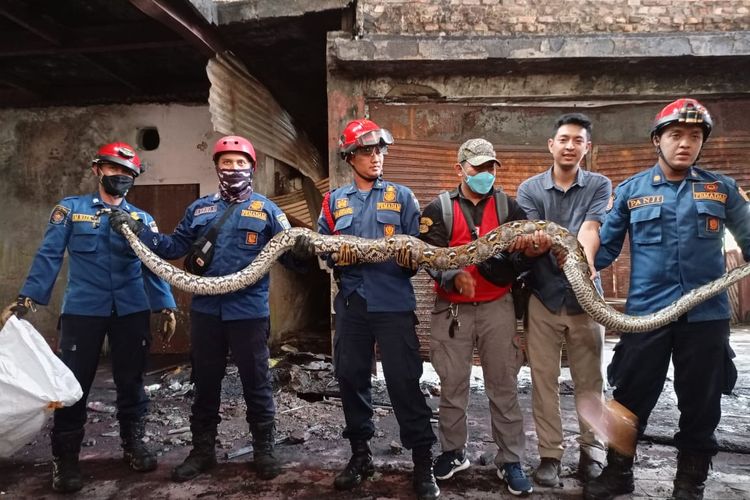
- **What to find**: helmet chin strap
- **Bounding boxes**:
[655,143,702,173]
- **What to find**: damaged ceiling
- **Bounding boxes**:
[0,0,349,160]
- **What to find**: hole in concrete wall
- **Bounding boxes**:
[138,127,160,151]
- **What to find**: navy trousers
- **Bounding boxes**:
[334,292,436,450]
[608,318,735,455]
[53,311,151,433]
[188,310,274,431]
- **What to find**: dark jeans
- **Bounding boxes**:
[334,292,436,450]
[608,318,734,455]
[53,311,151,433]
[189,310,274,431]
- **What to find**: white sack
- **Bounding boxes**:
[0,316,82,457]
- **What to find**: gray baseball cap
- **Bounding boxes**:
[457,138,500,167]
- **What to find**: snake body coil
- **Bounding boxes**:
[116,220,750,333]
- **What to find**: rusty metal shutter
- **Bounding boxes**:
[206,54,325,181]
[385,139,549,358]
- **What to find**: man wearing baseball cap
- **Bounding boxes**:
[419,138,548,496]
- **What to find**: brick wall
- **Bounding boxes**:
[358,0,750,36]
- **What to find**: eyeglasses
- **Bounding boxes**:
[355,145,388,156]
[220,158,251,169]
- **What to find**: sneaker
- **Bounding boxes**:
[498,462,533,496]
[433,450,470,480]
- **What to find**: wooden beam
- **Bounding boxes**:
[0,1,64,45]
[129,0,227,57]
[0,26,188,58]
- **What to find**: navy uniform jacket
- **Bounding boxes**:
[141,192,292,320]
[596,164,750,322]
[20,193,176,316]
[318,178,420,313]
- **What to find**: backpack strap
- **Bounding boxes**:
[438,191,453,239]
[494,189,508,224]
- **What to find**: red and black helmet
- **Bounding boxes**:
[651,98,713,142]
[93,142,143,177]
[338,119,394,159]
[213,135,257,168]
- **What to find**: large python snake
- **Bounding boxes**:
[114,219,750,333]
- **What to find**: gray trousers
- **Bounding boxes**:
[430,293,526,465]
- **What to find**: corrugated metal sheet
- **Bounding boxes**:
[206,54,325,180]
[270,178,329,229]
[385,139,550,358]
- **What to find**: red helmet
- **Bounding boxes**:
[213,135,257,167]
[651,98,713,141]
[338,119,394,159]
[93,142,143,177]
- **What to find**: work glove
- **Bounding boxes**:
[155,308,177,345]
[395,245,418,271]
[290,233,317,260]
[332,243,358,266]
[109,208,147,237]
[0,295,35,326]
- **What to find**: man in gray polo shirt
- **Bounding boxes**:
[516,113,612,487]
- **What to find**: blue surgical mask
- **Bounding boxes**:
[462,165,496,195]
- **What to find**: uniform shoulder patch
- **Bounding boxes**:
[276,213,291,230]
[49,204,70,225]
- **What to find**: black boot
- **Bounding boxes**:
[121,418,157,472]
[671,451,712,500]
[171,428,217,482]
[412,446,440,500]
[334,440,375,490]
[51,429,84,493]
[583,449,635,500]
[251,421,281,480]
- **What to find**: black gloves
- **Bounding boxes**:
[1,295,35,326]
[291,234,317,260]
[109,209,147,236]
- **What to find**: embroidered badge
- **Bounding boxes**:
[71,213,97,223]
[706,217,720,232]
[250,200,265,211]
[384,185,397,202]
[693,183,727,203]
[627,195,664,210]
[376,202,402,211]
[246,232,258,245]
[276,213,291,230]
[49,205,69,225]
[384,224,395,237]
[334,207,353,219]
[194,205,218,216]
[241,209,268,220]
[335,198,349,209]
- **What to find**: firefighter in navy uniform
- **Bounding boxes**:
[1,143,176,493]
[314,119,439,499]
[586,98,750,500]
[110,135,307,483]
[419,138,547,497]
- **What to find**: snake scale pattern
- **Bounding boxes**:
[116,220,750,333]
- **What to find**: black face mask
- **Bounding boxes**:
[100,174,134,197]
